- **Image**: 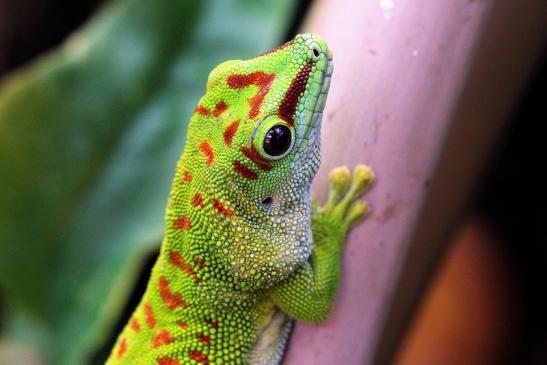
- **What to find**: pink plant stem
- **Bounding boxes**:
[283,0,547,364]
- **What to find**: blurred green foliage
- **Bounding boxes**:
[0,0,296,363]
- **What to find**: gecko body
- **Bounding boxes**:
[106,33,373,365]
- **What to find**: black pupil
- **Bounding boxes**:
[313,48,320,57]
[263,125,291,157]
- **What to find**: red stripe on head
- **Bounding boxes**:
[199,141,215,166]
[196,333,211,346]
[212,199,234,218]
[194,105,211,116]
[227,72,275,119]
[278,61,313,126]
[144,303,156,328]
[223,119,240,147]
[177,321,189,329]
[158,276,189,310]
[191,192,205,208]
[194,258,205,269]
[152,330,175,348]
[182,171,192,184]
[233,160,258,180]
[169,251,201,284]
[194,101,227,118]
[205,319,219,329]
[130,317,141,332]
[157,358,180,365]
[117,337,127,359]
[240,146,271,171]
[189,351,210,365]
[173,216,191,230]
[213,101,228,117]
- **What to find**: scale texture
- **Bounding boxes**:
[106,33,373,365]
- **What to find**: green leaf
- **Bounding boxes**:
[0,0,295,363]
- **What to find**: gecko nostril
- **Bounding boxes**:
[262,197,273,206]
[312,47,320,58]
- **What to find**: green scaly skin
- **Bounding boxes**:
[106,33,374,365]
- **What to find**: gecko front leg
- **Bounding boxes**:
[271,165,374,323]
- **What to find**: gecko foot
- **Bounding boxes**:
[320,165,375,229]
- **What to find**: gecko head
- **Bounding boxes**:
[193,34,333,290]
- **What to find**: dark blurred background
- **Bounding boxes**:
[0,0,545,364]
[0,0,105,75]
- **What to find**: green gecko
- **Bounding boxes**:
[106,33,374,365]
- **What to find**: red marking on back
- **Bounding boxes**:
[260,40,293,56]
[170,251,201,284]
[182,171,192,184]
[196,333,211,346]
[227,72,275,118]
[130,317,141,332]
[223,119,240,147]
[233,160,258,180]
[199,141,215,166]
[240,146,271,171]
[177,321,189,330]
[191,192,205,208]
[117,337,127,359]
[157,358,180,365]
[194,105,211,116]
[144,303,156,328]
[212,199,234,218]
[278,61,313,126]
[205,319,219,329]
[213,101,228,117]
[152,330,175,348]
[194,258,205,269]
[159,276,189,309]
[189,350,210,365]
[173,216,191,230]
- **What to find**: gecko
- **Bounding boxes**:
[105,33,374,365]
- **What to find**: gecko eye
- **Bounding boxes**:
[253,115,295,160]
[263,125,292,157]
